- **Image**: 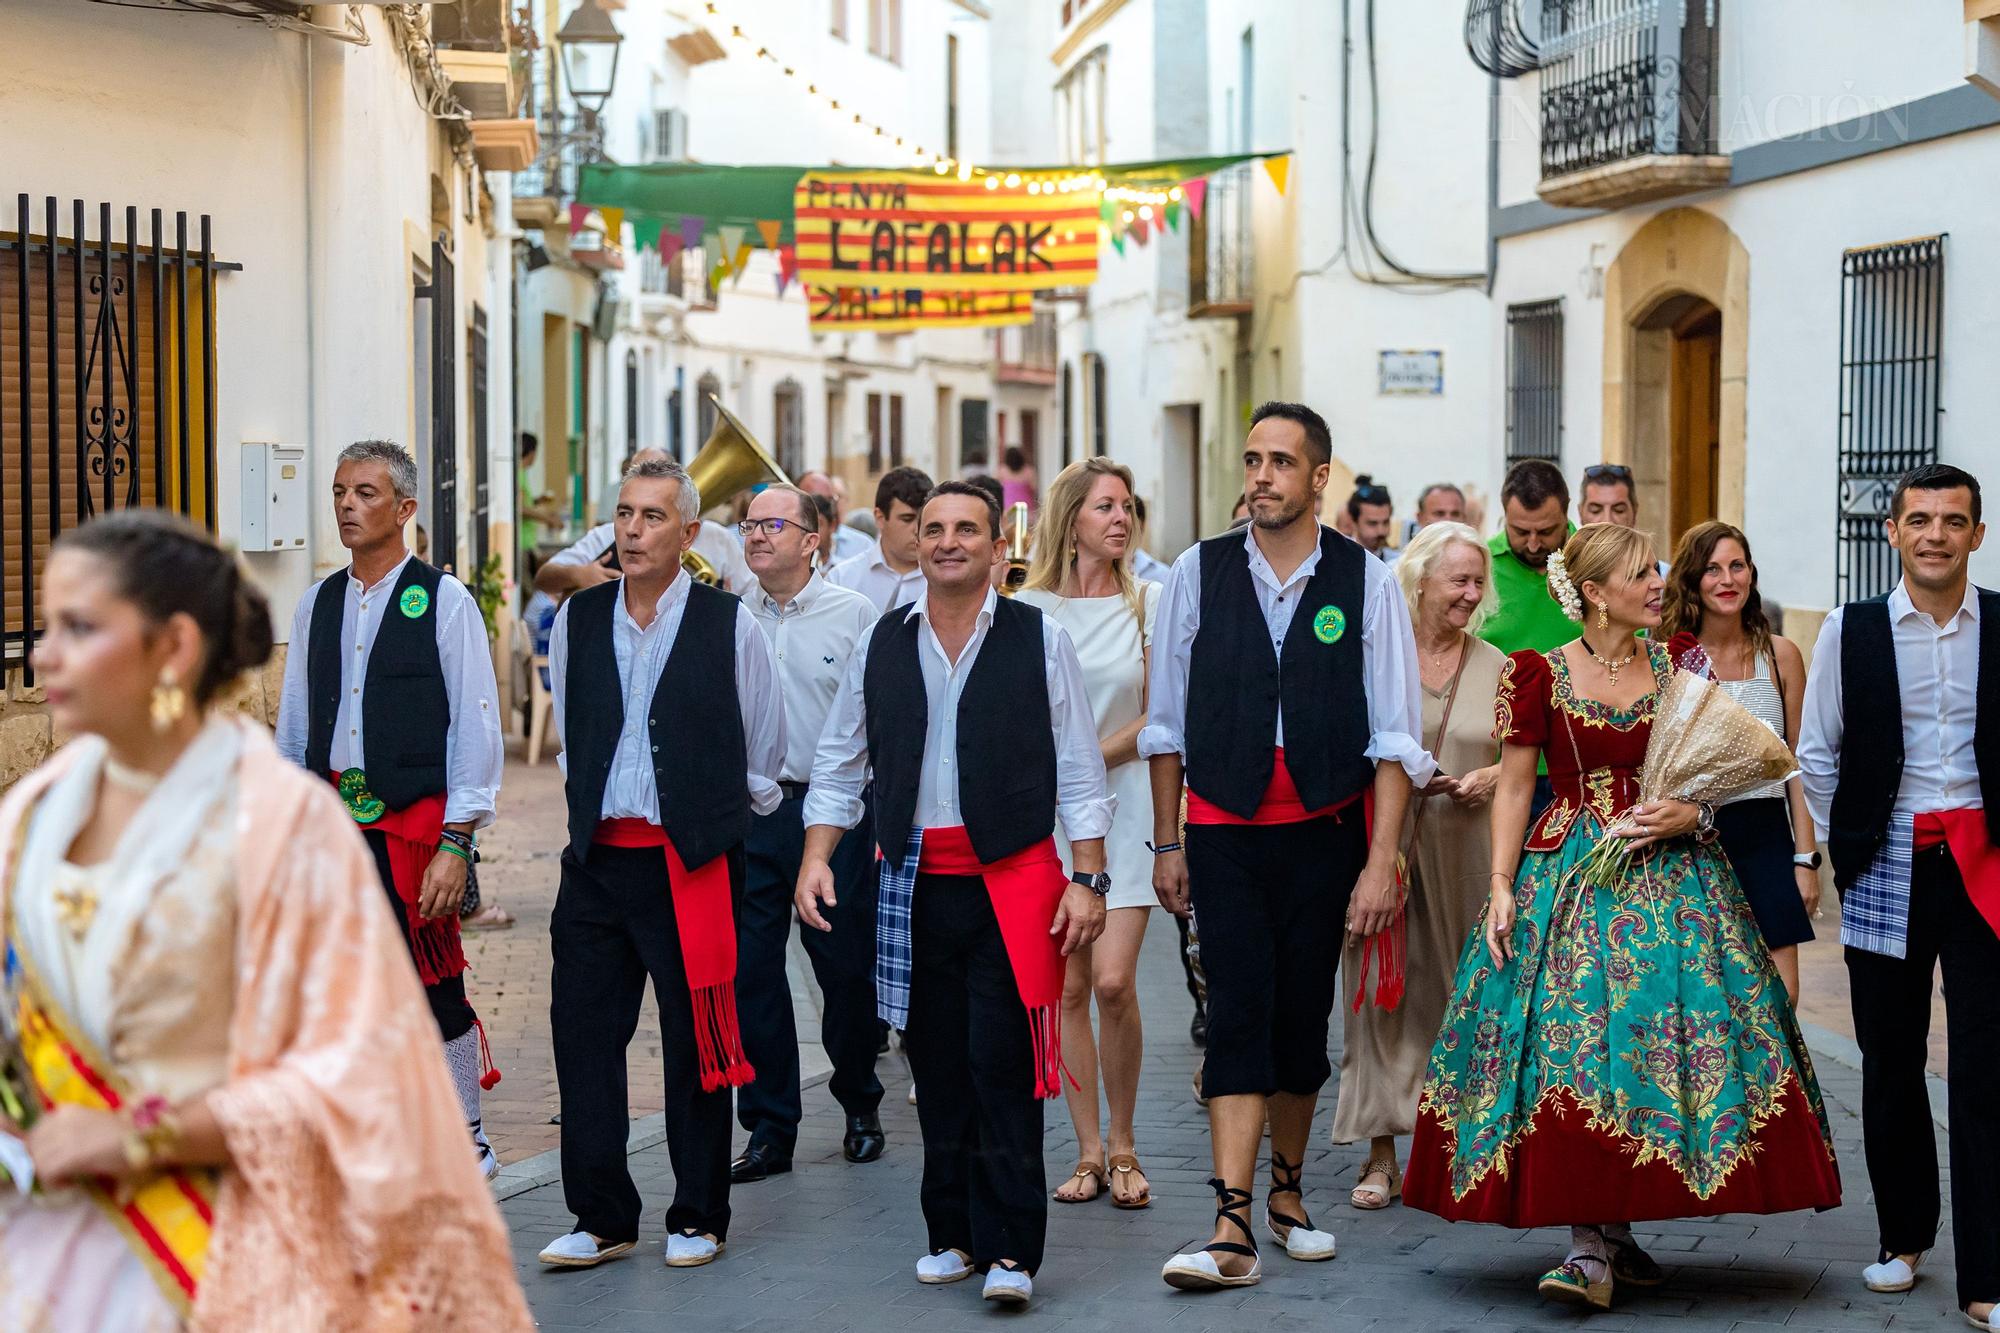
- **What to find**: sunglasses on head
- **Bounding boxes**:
[1583,464,1634,484]
[1352,485,1390,505]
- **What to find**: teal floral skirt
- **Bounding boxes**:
[1403,817,1841,1226]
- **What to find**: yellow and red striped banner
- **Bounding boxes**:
[806,285,1036,332]
[793,171,1099,295]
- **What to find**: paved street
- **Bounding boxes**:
[494,893,1969,1332]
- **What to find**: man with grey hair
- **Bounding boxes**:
[276,439,507,1177]
[540,453,786,1272]
[537,448,753,599]
[1413,483,1467,530]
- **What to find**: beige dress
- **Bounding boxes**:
[1332,635,1504,1144]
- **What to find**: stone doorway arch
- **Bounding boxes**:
[1601,208,1749,548]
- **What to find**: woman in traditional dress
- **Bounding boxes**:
[1016,458,1161,1210]
[0,512,532,1332]
[1404,523,1840,1310]
[1661,521,1821,1004]
[1332,523,1504,1209]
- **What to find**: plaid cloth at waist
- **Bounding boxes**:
[1842,812,1914,960]
[874,825,925,1029]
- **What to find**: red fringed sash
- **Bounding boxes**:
[335,780,465,987]
[1914,807,2000,941]
[1350,785,1408,1012]
[594,818,755,1092]
[917,825,1070,1099]
[1185,747,1360,827]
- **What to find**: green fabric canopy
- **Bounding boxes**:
[576,152,1288,245]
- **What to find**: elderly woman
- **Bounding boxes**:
[1331,522,1504,1209]
[0,512,530,1331]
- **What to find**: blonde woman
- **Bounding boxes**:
[1015,459,1162,1210]
[1331,523,1504,1209]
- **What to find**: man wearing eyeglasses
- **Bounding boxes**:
[734,485,889,1182]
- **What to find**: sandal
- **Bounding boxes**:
[1266,1152,1337,1261]
[462,904,517,931]
[1161,1178,1261,1290]
[1108,1153,1151,1209]
[1539,1257,1613,1310]
[1349,1155,1401,1210]
[1608,1233,1664,1287]
[1052,1158,1105,1203]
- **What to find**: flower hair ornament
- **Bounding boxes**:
[1545,550,1584,622]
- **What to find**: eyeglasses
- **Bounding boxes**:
[737,517,800,537]
[1583,464,1634,484]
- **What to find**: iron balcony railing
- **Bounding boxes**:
[994,311,1058,384]
[513,111,603,204]
[1189,162,1253,317]
[1539,0,1721,179]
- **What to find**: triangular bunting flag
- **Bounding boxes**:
[730,242,753,286]
[777,243,799,295]
[710,256,730,288]
[568,203,591,235]
[1130,217,1150,248]
[1165,200,1182,232]
[601,207,625,244]
[1110,232,1126,256]
[1263,154,1290,195]
[755,218,783,250]
[718,224,747,260]
[660,232,686,265]
[1099,197,1115,224]
[1184,176,1207,221]
[679,215,706,249]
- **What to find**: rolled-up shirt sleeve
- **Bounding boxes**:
[274,590,314,767]
[1797,608,1846,841]
[802,633,871,832]
[1045,620,1116,842]
[1137,543,1200,759]
[734,604,786,817]
[548,598,573,775]
[1360,557,1437,786]
[437,581,505,828]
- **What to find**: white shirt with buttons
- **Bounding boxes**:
[746,571,881,785]
[275,552,505,827]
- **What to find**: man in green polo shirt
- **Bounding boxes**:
[1481,459,1576,657]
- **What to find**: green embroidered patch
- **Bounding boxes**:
[1313,604,1346,644]
[337,767,386,824]
[399,585,430,619]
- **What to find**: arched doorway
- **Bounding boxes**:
[1602,209,1747,548]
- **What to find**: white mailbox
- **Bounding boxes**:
[240,442,309,551]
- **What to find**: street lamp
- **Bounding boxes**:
[557,1,624,120]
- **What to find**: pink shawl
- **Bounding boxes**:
[0,722,534,1331]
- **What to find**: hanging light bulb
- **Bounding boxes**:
[1026,181,1041,195]
[934,159,950,174]
[1004,172,1021,187]
[1120,208,1134,223]
[984,176,999,191]
[1169,186,1184,201]
[958,160,974,181]
[1138,205,1154,220]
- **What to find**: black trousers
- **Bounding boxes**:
[1185,811,1363,1098]
[551,840,739,1243]
[904,872,1045,1273]
[735,791,883,1151]
[362,829,476,1043]
[1845,844,2000,1308]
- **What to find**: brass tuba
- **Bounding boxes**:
[680,393,791,585]
[1001,501,1032,594]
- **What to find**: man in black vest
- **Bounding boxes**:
[1799,462,1999,1326]
[1141,402,1429,1291]
[536,455,785,1273]
[796,481,1112,1310]
[275,439,507,1176]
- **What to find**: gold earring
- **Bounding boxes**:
[1595,602,1609,630]
[150,669,189,733]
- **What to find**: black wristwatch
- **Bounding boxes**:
[1070,870,1112,898]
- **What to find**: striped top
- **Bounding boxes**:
[1717,649,1792,803]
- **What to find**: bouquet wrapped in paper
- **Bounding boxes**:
[1572,669,1798,890]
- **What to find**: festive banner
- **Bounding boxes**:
[806,285,1037,332]
[792,171,1099,294]
[755,218,784,251]
[1184,176,1208,220]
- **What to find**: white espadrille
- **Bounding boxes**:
[663,1232,722,1268]
[537,1231,634,1268]
[915,1249,972,1284]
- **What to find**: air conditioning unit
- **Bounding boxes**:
[650,108,690,162]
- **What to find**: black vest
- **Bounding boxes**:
[1184,527,1374,819]
[1827,588,2000,888]
[864,596,1057,869]
[560,578,748,868]
[303,556,450,812]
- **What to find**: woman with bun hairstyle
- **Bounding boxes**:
[0,512,532,1331]
[1404,523,1839,1311]
[1662,521,1821,1004]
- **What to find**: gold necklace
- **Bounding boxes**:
[1581,636,1637,685]
[103,756,163,795]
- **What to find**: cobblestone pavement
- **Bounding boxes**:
[498,907,1969,1332]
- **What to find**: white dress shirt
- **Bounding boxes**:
[828,523,873,566]
[747,571,881,783]
[1136,524,1434,784]
[1131,547,1172,585]
[1798,579,1985,839]
[803,587,1116,841]
[548,519,753,596]
[825,539,926,614]
[547,571,785,821]
[275,552,504,828]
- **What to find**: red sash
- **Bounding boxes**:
[1913,807,2000,940]
[917,825,1070,1099]
[594,819,755,1092]
[1186,747,1362,826]
[328,778,464,987]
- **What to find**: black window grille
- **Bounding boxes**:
[3,195,221,677]
[1059,362,1074,466]
[470,305,491,575]
[416,238,458,574]
[773,378,805,477]
[1539,0,1720,179]
[1506,299,1564,466]
[1088,354,1107,456]
[624,350,639,455]
[696,372,720,444]
[1837,234,1946,604]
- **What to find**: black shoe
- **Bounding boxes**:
[843,1112,886,1163]
[876,1023,892,1055]
[1190,1008,1208,1047]
[729,1141,793,1183]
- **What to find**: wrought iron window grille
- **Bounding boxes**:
[1505,298,1565,467]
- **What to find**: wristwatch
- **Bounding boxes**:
[1692,800,1719,845]
[1069,870,1112,898]
[1793,850,1823,871]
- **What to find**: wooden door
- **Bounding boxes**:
[1669,305,1722,542]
